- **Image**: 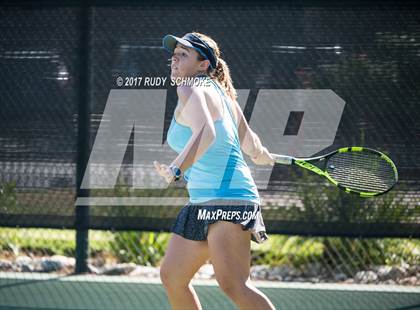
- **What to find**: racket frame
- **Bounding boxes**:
[271,146,398,197]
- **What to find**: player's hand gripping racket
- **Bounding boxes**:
[270,147,398,197]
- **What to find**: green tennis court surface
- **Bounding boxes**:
[0,273,419,310]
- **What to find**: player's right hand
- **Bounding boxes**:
[250,146,275,166]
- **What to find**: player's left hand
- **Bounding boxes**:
[153,160,174,184]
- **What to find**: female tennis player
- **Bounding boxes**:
[154,32,276,310]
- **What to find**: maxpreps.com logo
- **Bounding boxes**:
[75,86,345,207]
[197,208,258,221]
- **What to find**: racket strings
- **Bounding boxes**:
[326,151,396,193]
[328,155,395,192]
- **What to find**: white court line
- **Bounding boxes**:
[1,272,419,293]
[75,197,267,206]
[75,197,188,206]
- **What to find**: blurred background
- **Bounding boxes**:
[0,1,419,309]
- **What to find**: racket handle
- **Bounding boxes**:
[271,153,293,165]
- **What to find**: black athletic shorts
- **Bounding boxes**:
[171,199,268,244]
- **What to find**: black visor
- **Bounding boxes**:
[162,33,218,70]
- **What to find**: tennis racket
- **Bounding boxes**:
[271,146,398,197]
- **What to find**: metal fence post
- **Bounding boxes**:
[75,0,91,274]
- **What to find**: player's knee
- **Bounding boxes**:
[217,278,247,299]
[160,264,175,289]
[160,264,189,290]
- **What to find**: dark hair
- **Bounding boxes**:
[191,32,237,102]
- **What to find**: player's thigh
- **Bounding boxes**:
[207,221,251,287]
[160,233,210,285]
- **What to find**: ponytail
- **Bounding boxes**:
[210,57,237,102]
[189,32,237,102]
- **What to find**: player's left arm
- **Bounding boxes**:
[170,84,217,172]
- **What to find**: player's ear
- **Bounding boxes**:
[198,58,210,71]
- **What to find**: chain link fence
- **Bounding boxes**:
[0,3,419,309]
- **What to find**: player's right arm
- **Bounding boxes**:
[229,97,275,166]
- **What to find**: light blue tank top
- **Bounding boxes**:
[167,76,260,204]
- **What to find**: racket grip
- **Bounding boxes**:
[271,153,293,165]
